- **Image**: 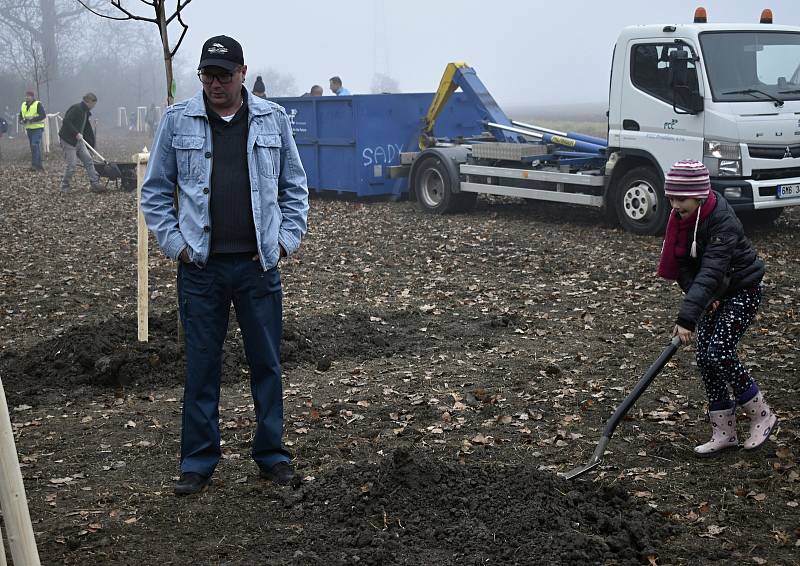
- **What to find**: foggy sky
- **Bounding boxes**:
[177,0,800,107]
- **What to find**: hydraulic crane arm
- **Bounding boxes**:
[419,62,522,149]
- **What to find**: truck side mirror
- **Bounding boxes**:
[669,49,703,115]
[669,49,690,86]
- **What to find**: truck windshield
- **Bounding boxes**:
[700,31,800,102]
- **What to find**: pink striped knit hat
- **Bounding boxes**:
[664,160,711,198]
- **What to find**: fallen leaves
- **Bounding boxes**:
[699,524,727,538]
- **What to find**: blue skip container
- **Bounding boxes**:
[270,93,485,197]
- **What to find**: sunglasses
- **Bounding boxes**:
[197,69,240,85]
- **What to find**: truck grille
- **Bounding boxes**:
[747,143,800,159]
[752,167,800,182]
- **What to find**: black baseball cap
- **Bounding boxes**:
[198,35,244,71]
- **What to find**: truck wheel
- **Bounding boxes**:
[414,157,458,214]
[614,167,669,235]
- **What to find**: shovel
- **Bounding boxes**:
[561,336,681,480]
[81,138,122,178]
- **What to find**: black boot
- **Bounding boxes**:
[174,472,212,496]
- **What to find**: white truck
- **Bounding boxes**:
[402,9,800,234]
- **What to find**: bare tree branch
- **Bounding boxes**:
[0,3,43,40]
[114,0,159,21]
[58,0,104,19]
[168,7,187,57]
[77,0,195,105]
[164,0,190,25]
[74,0,135,21]
[57,7,94,19]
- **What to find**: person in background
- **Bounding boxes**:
[145,103,157,134]
[0,115,7,161]
[19,90,46,171]
[3,106,17,138]
[301,85,323,97]
[141,34,309,496]
[58,92,105,193]
[252,75,267,99]
[656,160,776,457]
[329,76,351,96]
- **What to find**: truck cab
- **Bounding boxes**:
[607,15,800,233]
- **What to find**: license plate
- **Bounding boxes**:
[777,183,800,198]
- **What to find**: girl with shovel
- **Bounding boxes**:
[657,160,777,456]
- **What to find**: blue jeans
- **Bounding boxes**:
[177,254,289,477]
[60,140,100,190]
[26,128,42,169]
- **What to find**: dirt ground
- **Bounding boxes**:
[0,130,798,565]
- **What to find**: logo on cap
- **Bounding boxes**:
[207,43,228,54]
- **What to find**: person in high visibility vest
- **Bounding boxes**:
[19,91,46,171]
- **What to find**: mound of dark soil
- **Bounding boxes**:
[284,449,677,565]
[0,308,422,395]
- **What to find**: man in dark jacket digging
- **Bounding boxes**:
[58,92,105,193]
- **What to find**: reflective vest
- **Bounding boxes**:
[20,100,44,130]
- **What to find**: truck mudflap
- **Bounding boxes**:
[713,175,800,211]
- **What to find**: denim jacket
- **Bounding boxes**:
[140,89,308,270]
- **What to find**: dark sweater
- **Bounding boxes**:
[205,95,257,255]
[676,193,765,330]
[59,101,95,147]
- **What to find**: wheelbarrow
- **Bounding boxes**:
[82,140,137,192]
[561,336,681,480]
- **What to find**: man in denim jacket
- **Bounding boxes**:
[141,35,309,496]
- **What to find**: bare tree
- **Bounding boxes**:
[0,0,94,105]
[371,72,400,94]
[248,68,298,98]
[76,0,193,105]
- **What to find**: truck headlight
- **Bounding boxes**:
[704,140,742,177]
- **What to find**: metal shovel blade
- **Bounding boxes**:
[561,437,609,480]
[561,337,681,480]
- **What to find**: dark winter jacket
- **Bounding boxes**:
[676,192,765,330]
[59,101,95,147]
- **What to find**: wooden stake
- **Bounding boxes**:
[0,377,41,566]
[136,152,150,343]
[0,520,8,566]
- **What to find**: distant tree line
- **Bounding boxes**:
[0,0,302,126]
[0,0,178,125]
[1,1,403,128]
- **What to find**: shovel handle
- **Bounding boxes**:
[81,139,107,163]
[601,336,680,440]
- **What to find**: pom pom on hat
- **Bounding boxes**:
[664,160,711,198]
[253,76,266,93]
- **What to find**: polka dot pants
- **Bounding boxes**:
[695,285,762,404]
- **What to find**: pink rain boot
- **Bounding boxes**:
[740,394,778,450]
[694,407,738,457]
